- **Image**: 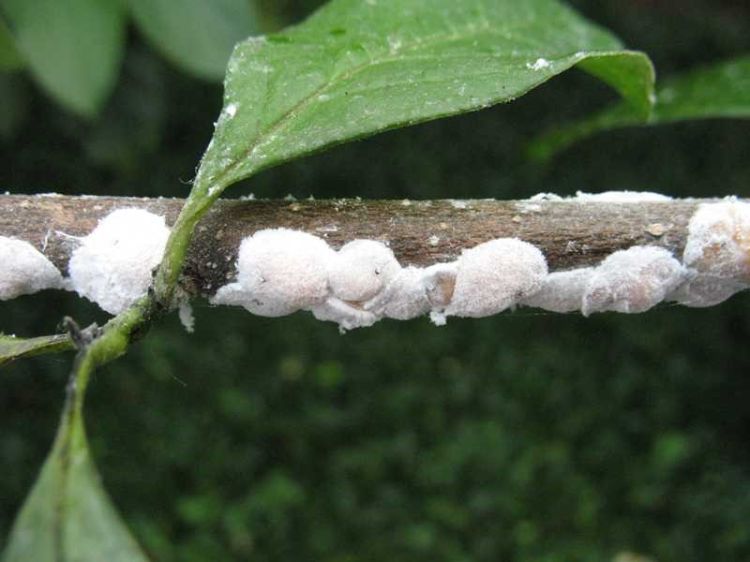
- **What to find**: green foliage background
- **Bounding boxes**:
[1,1,749,561]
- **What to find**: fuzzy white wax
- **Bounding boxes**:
[422,262,458,325]
[574,191,672,203]
[582,246,686,315]
[0,237,63,300]
[674,199,750,307]
[69,209,170,314]
[445,238,547,318]
[367,266,432,320]
[212,228,335,317]
[312,298,379,332]
[328,239,401,302]
[521,267,594,313]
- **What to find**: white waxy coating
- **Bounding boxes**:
[68,209,170,315]
[0,236,63,300]
[574,191,672,203]
[312,298,379,332]
[366,266,432,320]
[211,228,335,317]
[328,239,401,302]
[424,262,459,326]
[207,203,750,329]
[674,199,750,307]
[669,275,746,308]
[521,267,594,313]
[582,246,686,315]
[423,262,458,309]
[446,238,548,318]
[178,301,195,333]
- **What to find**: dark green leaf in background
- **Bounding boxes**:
[128,0,259,81]
[194,0,655,195]
[0,73,27,140]
[83,47,167,175]
[529,55,750,161]
[1,392,149,561]
[0,17,22,70]
[0,0,126,117]
[0,333,73,368]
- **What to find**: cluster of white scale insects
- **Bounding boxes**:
[0,209,170,314]
[1,197,749,332]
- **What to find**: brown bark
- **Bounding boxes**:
[0,194,723,297]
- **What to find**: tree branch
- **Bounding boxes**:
[0,194,733,297]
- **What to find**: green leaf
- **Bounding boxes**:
[2,376,149,561]
[528,55,750,161]
[0,0,126,116]
[128,0,259,81]
[0,16,22,70]
[0,72,28,140]
[83,47,167,172]
[0,333,74,368]
[194,0,654,195]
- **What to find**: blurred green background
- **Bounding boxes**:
[1,1,749,561]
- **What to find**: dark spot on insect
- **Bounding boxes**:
[329,28,346,36]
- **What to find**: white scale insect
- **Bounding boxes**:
[2,197,749,332]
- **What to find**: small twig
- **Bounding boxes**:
[0,193,741,298]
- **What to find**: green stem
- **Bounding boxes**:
[60,153,229,400]
[4,130,232,562]
[61,173,223,385]
[153,179,226,306]
[61,296,152,417]
[1,309,151,562]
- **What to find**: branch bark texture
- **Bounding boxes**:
[0,194,724,297]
